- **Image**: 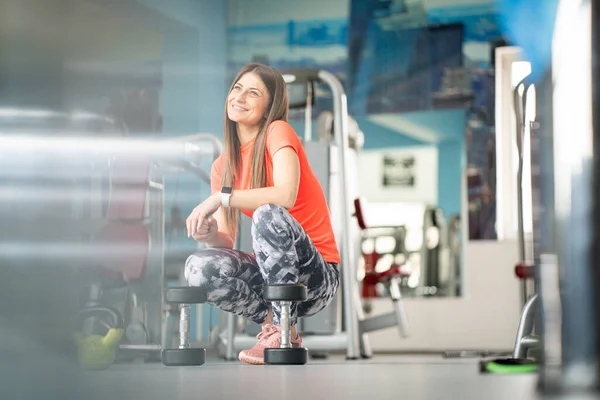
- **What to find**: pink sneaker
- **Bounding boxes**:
[238,324,303,365]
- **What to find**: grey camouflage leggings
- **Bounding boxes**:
[184,203,340,326]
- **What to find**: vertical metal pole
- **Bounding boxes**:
[593,0,600,388]
[514,80,530,306]
[318,70,360,359]
[512,293,538,359]
[304,83,313,142]
[537,0,596,393]
[389,277,410,338]
[156,173,167,353]
[419,208,431,294]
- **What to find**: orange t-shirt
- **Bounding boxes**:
[210,120,340,264]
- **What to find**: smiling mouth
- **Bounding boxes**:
[231,104,247,112]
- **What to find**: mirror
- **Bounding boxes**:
[351,109,466,298]
[286,106,466,299]
[227,0,504,299]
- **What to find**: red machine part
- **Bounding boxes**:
[355,198,410,298]
[95,155,151,281]
[353,197,367,230]
[95,224,150,281]
[107,155,150,220]
[515,263,535,280]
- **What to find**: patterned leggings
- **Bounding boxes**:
[184,203,340,326]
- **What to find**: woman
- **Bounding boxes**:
[184,63,340,365]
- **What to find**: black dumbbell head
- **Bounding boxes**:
[164,287,207,304]
[162,348,206,366]
[264,347,308,365]
[263,284,307,302]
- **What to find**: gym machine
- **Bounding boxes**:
[216,68,410,360]
[353,197,411,324]
[484,0,600,394]
[418,207,462,297]
[509,75,540,361]
[480,75,540,374]
[355,199,461,300]
[74,133,222,369]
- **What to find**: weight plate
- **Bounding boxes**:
[164,287,207,304]
[480,358,539,374]
[264,347,308,365]
[162,348,206,366]
[263,284,307,302]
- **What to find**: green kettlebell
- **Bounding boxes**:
[74,306,125,370]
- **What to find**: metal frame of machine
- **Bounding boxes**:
[75,132,224,364]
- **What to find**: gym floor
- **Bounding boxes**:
[8,341,543,400]
[92,355,541,400]
[2,323,583,400]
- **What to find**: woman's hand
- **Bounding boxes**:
[186,194,222,237]
[192,216,218,242]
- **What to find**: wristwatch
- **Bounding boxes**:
[221,186,233,208]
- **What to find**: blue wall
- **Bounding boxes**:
[144,0,227,220]
[363,110,465,219]
[136,0,228,135]
[162,27,201,135]
[367,109,465,219]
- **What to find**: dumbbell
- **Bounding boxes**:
[161,287,207,366]
[263,283,308,365]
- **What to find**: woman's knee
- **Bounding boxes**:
[184,249,221,287]
[251,203,287,227]
[251,203,295,242]
[185,248,254,287]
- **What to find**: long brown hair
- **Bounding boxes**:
[221,63,289,236]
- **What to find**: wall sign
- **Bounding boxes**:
[382,154,416,187]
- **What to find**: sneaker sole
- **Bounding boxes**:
[238,352,264,365]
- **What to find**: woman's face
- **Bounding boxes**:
[227,72,270,128]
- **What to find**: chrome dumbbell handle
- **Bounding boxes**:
[179,303,191,349]
[280,301,292,348]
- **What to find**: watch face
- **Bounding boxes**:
[222,186,233,194]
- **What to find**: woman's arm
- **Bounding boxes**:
[228,147,300,210]
[187,144,300,238]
